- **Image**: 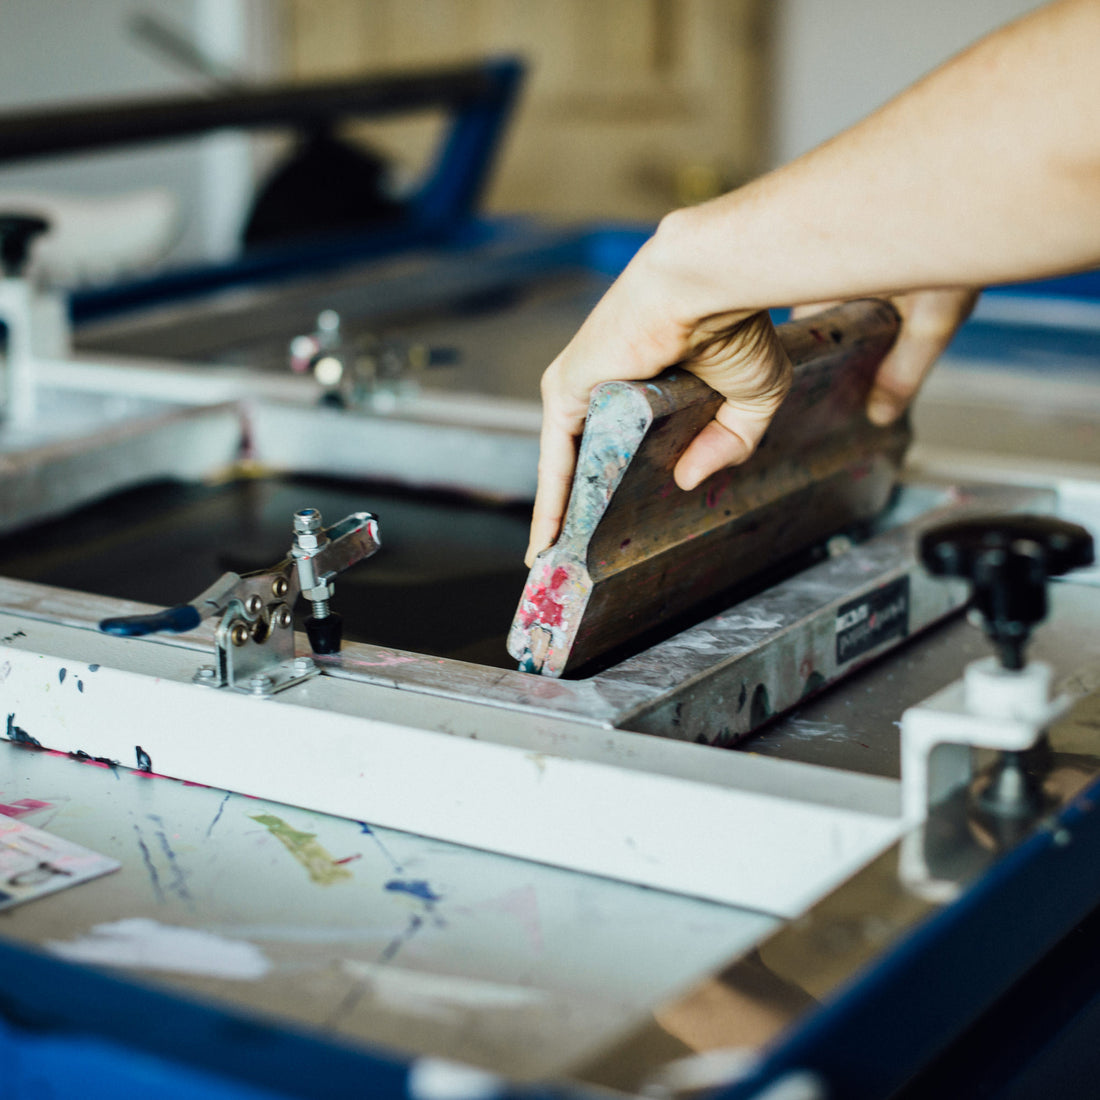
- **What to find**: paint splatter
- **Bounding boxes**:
[68,750,118,769]
[206,792,231,838]
[134,824,165,903]
[58,668,66,684]
[251,814,352,886]
[6,714,40,748]
[149,814,193,903]
[356,651,419,669]
[135,746,153,772]
[0,798,51,819]
[379,912,424,964]
[385,879,442,904]
[358,822,403,873]
[47,919,270,980]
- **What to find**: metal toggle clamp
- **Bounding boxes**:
[99,509,380,696]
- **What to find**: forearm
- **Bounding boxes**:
[649,0,1100,321]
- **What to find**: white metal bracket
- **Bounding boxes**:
[900,656,1071,826]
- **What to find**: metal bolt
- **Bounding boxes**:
[293,656,315,674]
[193,665,216,682]
[229,621,251,647]
[271,576,289,599]
[249,674,274,695]
[244,594,263,617]
[272,605,293,630]
[294,508,323,536]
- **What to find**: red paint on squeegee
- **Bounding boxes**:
[520,566,570,629]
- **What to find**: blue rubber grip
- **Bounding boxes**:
[99,604,202,637]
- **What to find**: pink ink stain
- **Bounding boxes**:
[0,798,51,818]
[357,651,420,669]
[520,566,570,629]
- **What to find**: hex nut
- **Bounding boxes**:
[293,509,323,535]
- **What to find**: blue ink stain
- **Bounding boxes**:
[88,664,100,672]
[6,714,40,747]
[206,792,231,838]
[58,668,66,684]
[134,825,165,903]
[77,680,84,693]
[379,913,423,964]
[385,879,442,903]
[358,822,403,873]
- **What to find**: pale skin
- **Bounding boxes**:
[527,0,1100,566]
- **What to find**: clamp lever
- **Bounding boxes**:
[901,513,1094,828]
[99,509,380,695]
[920,514,1094,670]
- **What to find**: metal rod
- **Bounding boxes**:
[0,65,498,164]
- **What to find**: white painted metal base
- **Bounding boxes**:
[0,612,903,918]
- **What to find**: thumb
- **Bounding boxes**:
[868,289,978,424]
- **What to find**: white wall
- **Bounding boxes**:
[772,0,1045,165]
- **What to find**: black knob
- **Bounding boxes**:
[0,213,50,277]
[920,514,1094,669]
[306,611,343,655]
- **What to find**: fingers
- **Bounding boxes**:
[867,288,979,424]
[526,412,581,567]
[674,403,771,490]
[675,310,792,489]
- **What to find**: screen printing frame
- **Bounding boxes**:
[1,574,1100,1100]
[0,224,1098,1099]
[0,365,1098,1100]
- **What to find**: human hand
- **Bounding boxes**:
[526,242,793,566]
[792,288,978,425]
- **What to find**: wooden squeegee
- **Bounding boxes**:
[507,299,908,677]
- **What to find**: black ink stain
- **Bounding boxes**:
[135,746,153,772]
[6,714,40,747]
[69,749,119,768]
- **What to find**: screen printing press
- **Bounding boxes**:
[2,67,1100,1100]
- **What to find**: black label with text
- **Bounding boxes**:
[835,576,910,665]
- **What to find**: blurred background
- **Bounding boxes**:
[0,0,1043,270]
